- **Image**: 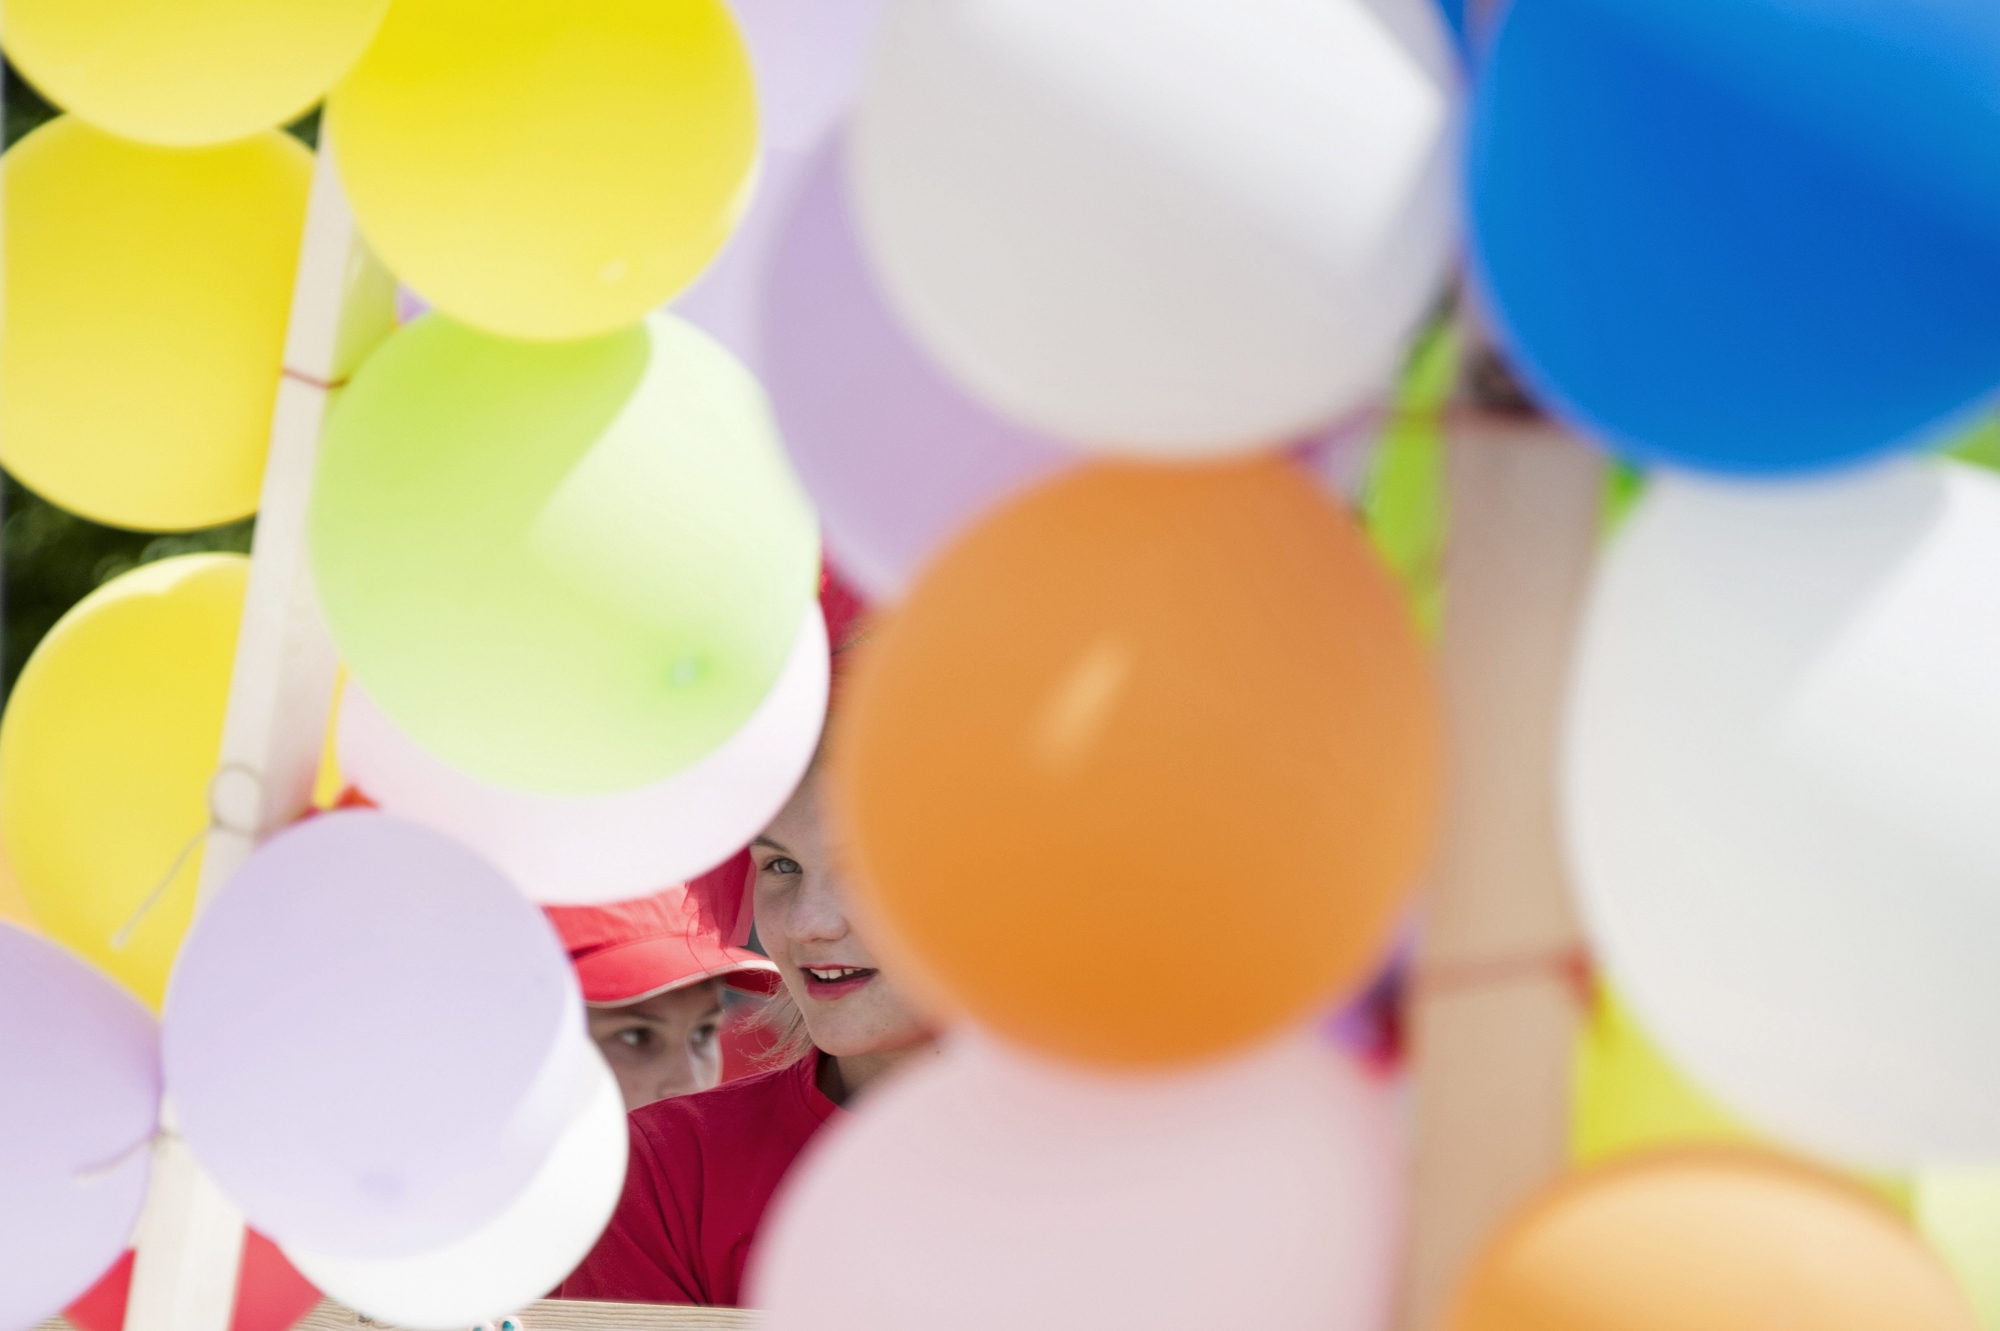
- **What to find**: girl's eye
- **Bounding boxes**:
[615,1027,651,1050]
[692,1023,719,1048]
[765,856,802,876]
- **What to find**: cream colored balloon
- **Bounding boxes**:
[847,0,1460,455]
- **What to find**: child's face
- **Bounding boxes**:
[752,767,931,1061]
[586,978,725,1112]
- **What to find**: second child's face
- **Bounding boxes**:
[752,768,931,1060]
[586,980,724,1112]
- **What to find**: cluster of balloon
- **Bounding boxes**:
[1566,458,2000,1166]
[738,0,1460,1324]
[0,0,397,532]
[1448,1153,1976,1331]
[162,813,625,1327]
[1471,0,2000,473]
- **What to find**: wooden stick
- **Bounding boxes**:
[122,135,370,1331]
[1394,342,1602,1331]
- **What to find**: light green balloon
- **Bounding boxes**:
[312,312,820,795]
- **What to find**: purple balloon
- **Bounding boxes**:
[676,0,881,359]
[673,146,812,370]
[0,924,159,1331]
[761,141,1076,601]
[162,812,590,1260]
[730,0,885,153]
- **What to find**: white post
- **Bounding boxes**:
[122,136,369,1331]
[1395,343,1603,1331]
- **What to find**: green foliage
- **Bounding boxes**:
[1,474,254,696]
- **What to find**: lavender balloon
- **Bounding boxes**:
[0,924,159,1331]
[162,812,592,1260]
[674,0,881,361]
[759,141,1075,601]
[672,147,811,370]
[731,0,885,153]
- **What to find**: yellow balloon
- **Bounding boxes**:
[0,842,35,933]
[0,555,247,1009]
[327,0,758,340]
[2,117,315,532]
[3,0,390,147]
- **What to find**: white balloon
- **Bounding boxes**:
[1566,458,2000,1166]
[846,0,1460,456]
[285,1049,629,1329]
[752,1033,1402,1331]
[339,604,828,904]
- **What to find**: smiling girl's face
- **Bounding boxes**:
[751,767,932,1065]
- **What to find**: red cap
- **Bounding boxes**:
[546,885,780,1005]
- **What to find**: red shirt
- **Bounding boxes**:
[560,1051,841,1307]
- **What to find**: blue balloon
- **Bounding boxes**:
[1469,0,2000,474]
[1435,0,1468,50]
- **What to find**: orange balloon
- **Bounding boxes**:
[832,459,1440,1066]
[1449,1151,1975,1331]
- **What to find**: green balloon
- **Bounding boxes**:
[312,312,820,794]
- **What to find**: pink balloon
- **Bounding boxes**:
[751,1034,1401,1330]
[163,813,593,1260]
[0,925,159,1331]
[759,140,1076,601]
[337,603,828,905]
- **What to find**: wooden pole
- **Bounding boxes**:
[122,135,368,1331]
[1395,341,1603,1331]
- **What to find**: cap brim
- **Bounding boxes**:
[574,935,781,1006]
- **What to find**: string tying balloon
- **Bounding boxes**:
[72,1123,176,1187]
[1414,943,1596,1008]
[110,763,264,950]
[279,365,351,393]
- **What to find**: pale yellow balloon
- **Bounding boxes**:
[327,0,759,340]
[1,118,314,532]
[0,555,247,1010]
[3,0,391,146]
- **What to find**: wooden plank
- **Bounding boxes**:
[57,1299,761,1331]
[122,136,371,1331]
[296,1300,762,1331]
[1395,346,1602,1331]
